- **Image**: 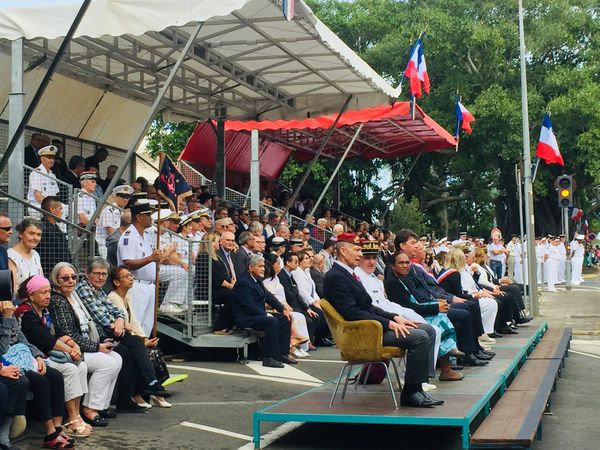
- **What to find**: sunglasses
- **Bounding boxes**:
[59,275,78,281]
[0,226,12,232]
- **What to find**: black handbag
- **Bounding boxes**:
[147,347,169,384]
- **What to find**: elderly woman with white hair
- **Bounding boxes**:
[47,262,122,428]
[231,254,293,368]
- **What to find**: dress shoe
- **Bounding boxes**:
[517,316,533,324]
[479,349,495,357]
[439,369,464,381]
[422,392,445,405]
[400,391,436,408]
[144,382,169,398]
[98,408,117,419]
[279,355,298,365]
[448,348,466,358]
[115,400,146,414]
[459,354,489,367]
[474,351,493,361]
[479,334,497,343]
[316,337,335,347]
[262,357,284,368]
[498,326,519,335]
[488,332,503,339]
[451,365,464,371]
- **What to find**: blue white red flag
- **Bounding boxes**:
[455,101,475,136]
[282,0,294,21]
[536,113,564,166]
[417,44,430,95]
[404,37,424,97]
[157,154,192,213]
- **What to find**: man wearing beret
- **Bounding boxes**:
[324,233,439,408]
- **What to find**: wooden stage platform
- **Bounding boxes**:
[252,319,549,449]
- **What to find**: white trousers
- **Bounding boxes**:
[45,359,88,402]
[571,257,584,285]
[159,265,189,306]
[546,260,558,290]
[82,351,122,411]
[557,258,566,282]
[478,296,498,335]
[130,281,156,336]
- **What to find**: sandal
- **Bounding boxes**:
[43,432,75,449]
[63,418,91,438]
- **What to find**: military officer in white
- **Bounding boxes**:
[535,237,546,284]
[557,234,567,283]
[118,200,162,336]
[570,234,586,285]
[96,185,133,259]
[147,209,188,315]
[76,171,98,226]
[27,145,67,219]
[545,236,561,292]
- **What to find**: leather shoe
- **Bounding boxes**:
[279,355,298,365]
[451,365,464,371]
[474,351,493,360]
[459,354,489,367]
[422,392,445,405]
[317,337,335,347]
[400,391,436,408]
[488,332,503,338]
[98,408,117,419]
[499,326,519,335]
[82,414,109,427]
[262,357,284,368]
[479,349,495,357]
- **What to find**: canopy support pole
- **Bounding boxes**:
[8,38,25,225]
[0,0,92,174]
[306,124,364,223]
[73,21,205,254]
[215,119,226,198]
[380,153,421,222]
[286,95,352,213]
[250,130,260,212]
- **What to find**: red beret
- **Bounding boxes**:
[336,232,362,246]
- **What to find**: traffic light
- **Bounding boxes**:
[557,175,573,208]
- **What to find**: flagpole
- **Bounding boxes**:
[153,152,165,338]
[518,0,539,315]
[454,93,461,151]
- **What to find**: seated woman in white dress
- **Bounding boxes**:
[262,253,310,358]
[8,218,44,289]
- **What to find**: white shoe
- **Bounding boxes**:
[150,395,172,408]
[159,304,185,314]
[133,398,152,409]
[422,383,437,392]
[291,348,306,359]
[479,334,496,344]
[298,348,310,358]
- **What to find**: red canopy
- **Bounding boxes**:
[179,102,457,180]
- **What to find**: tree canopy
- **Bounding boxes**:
[147,0,600,236]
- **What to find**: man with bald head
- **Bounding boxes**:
[324,233,438,408]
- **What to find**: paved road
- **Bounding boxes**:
[13,270,600,450]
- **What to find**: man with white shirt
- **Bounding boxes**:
[96,184,133,258]
[557,234,567,283]
[545,236,561,292]
[27,145,62,218]
[570,234,585,285]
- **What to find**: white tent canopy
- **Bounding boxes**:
[0,0,400,149]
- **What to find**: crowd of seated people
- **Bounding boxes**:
[10,139,540,441]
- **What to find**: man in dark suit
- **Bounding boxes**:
[0,214,12,270]
[324,233,439,408]
[234,207,251,242]
[211,231,237,333]
[62,155,85,189]
[233,254,294,368]
[24,133,48,168]
[232,231,256,278]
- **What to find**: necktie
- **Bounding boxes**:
[352,273,362,284]
[226,253,236,281]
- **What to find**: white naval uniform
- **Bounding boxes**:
[536,244,545,283]
[354,267,441,368]
[545,245,560,291]
[557,242,567,283]
[76,190,97,225]
[117,225,156,336]
[514,243,523,284]
[570,240,585,285]
[27,165,70,220]
[147,228,189,309]
[96,204,121,259]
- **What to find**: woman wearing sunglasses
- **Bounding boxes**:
[47,263,122,428]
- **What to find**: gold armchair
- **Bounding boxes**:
[320,299,405,409]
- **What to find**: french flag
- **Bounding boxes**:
[417,44,430,95]
[536,113,564,166]
[282,0,294,21]
[455,101,475,135]
[404,38,423,98]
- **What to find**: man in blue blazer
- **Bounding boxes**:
[232,254,294,368]
[324,233,439,408]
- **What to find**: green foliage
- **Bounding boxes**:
[388,197,428,236]
[146,116,196,161]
